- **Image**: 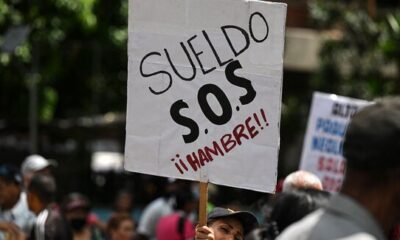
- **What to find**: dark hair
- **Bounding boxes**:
[0,165,22,185]
[133,233,149,240]
[28,174,56,204]
[61,192,91,213]
[107,213,134,234]
[343,97,400,171]
[113,190,133,211]
[266,188,330,238]
[174,189,195,211]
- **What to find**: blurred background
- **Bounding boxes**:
[0,0,399,212]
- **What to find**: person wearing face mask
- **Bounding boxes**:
[62,193,106,240]
[195,207,259,240]
[26,174,72,240]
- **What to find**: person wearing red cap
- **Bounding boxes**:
[195,207,259,240]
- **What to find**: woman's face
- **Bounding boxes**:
[111,219,135,240]
[209,217,244,240]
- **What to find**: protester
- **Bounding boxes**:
[110,190,140,222]
[195,207,259,240]
[27,174,72,240]
[281,170,323,193]
[155,189,197,240]
[21,155,55,190]
[278,97,400,240]
[20,154,56,234]
[113,190,134,214]
[0,165,35,239]
[137,178,181,239]
[62,192,105,240]
[107,213,135,240]
[251,188,330,240]
[271,189,329,234]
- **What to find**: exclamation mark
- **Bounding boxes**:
[253,113,263,130]
[175,163,183,174]
[172,154,184,174]
[179,159,188,172]
[260,108,269,126]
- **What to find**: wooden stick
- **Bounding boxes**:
[198,181,208,226]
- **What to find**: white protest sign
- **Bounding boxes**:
[299,92,371,192]
[125,0,287,193]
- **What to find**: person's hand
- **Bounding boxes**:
[0,221,26,240]
[195,225,214,240]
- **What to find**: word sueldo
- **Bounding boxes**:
[140,12,270,144]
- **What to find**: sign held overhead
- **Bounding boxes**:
[125,0,287,193]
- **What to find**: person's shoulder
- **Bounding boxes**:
[12,193,33,215]
[142,198,165,213]
[277,205,383,240]
[336,233,381,240]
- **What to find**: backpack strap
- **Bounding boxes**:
[177,214,186,240]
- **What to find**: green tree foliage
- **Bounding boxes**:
[309,0,400,99]
[0,0,128,123]
[278,1,400,175]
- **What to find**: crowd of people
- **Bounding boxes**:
[1,97,399,240]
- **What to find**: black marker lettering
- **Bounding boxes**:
[202,30,233,67]
[140,52,173,95]
[187,35,216,75]
[249,12,269,43]
[221,25,250,57]
[164,42,196,81]
[225,60,256,105]
[170,99,199,144]
[198,84,232,125]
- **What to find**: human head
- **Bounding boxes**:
[343,97,400,172]
[342,96,400,232]
[21,154,54,189]
[164,178,191,198]
[268,188,330,236]
[27,174,56,215]
[0,165,22,210]
[114,190,134,213]
[282,170,323,193]
[107,213,135,240]
[62,192,91,232]
[174,188,196,214]
[206,207,259,240]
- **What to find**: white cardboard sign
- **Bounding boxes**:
[125,0,287,193]
[299,92,371,192]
